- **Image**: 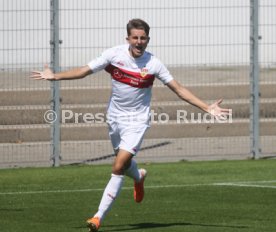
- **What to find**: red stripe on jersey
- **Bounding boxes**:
[105,64,155,88]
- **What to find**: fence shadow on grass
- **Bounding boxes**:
[100,221,249,231]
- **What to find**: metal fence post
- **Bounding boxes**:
[250,0,260,159]
[50,0,61,167]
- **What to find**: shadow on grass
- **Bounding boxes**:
[99,221,249,231]
[0,208,24,212]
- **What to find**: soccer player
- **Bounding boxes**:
[31,19,231,232]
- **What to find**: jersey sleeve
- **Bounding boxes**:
[87,48,113,73]
[155,58,174,85]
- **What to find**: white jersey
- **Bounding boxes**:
[88,44,173,124]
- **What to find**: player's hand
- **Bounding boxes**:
[30,64,55,80]
[207,99,232,121]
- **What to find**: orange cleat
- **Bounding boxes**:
[134,169,147,203]
[86,217,101,232]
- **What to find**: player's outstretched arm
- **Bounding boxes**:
[30,64,92,81]
[167,79,231,120]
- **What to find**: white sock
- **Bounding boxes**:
[125,159,141,182]
[94,174,124,221]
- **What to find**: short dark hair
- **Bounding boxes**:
[127,19,150,36]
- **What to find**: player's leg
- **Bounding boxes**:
[87,122,148,231]
[87,150,132,232]
[125,159,147,201]
[120,124,148,203]
[107,120,148,184]
[124,159,147,203]
[124,159,140,181]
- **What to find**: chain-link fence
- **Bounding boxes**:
[0,0,275,168]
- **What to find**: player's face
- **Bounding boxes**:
[127,29,150,58]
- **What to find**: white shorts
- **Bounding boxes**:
[107,120,149,155]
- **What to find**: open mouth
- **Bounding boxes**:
[136,45,143,50]
[135,46,144,52]
[130,45,145,57]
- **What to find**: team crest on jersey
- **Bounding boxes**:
[140,68,148,78]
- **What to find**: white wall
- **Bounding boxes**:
[1,0,275,68]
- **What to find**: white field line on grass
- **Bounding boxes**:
[0,180,276,195]
[214,180,276,189]
[0,184,207,195]
[214,183,276,189]
[213,180,276,189]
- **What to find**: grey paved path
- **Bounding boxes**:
[0,136,275,168]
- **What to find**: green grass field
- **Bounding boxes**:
[0,160,276,232]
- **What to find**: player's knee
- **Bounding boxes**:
[112,163,125,175]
